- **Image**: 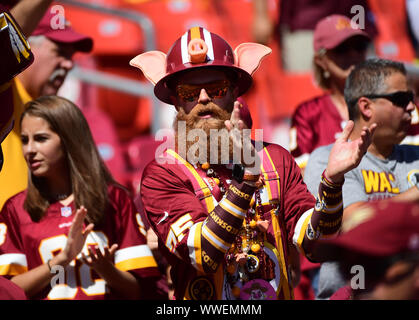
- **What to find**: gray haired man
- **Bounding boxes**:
[304,58,419,299]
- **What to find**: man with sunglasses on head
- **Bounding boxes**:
[130,26,375,300]
[304,57,419,299]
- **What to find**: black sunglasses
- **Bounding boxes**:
[363,90,415,108]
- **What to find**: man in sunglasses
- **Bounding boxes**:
[131,26,375,300]
[304,58,419,299]
[314,200,419,300]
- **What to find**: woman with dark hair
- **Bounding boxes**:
[0,95,159,299]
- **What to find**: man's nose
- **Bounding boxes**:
[407,101,416,113]
[61,58,74,71]
[198,88,211,104]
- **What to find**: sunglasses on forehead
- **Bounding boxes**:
[175,79,231,102]
[363,90,415,108]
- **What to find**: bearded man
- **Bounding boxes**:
[131,27,376,300]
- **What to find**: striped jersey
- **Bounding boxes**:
[140,143,315,300]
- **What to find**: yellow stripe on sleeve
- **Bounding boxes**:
[0,263,28,276]
[219,199,246,219]
[115,256,157,271]
[202,224,230,252]
[294,210,313,256]
[187,221,204,273]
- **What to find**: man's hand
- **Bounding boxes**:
[325,120,377,184]
[10,0,54,36]
[225,101,261,175]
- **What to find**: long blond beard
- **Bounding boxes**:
[174,103,234,165]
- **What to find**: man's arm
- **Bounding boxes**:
[297,121,376,260]
[141,161,257,274]
[10,0,53,36]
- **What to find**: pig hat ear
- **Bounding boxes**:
[129,51,167,85]
[234,43,272,76]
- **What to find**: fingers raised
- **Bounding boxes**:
[338,120,355,142]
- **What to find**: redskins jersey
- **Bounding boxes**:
[0,184,159,300]
[140,144,315,300]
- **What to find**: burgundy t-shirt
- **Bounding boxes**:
[290,94,346,162]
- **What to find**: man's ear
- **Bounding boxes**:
[358,97,373,119]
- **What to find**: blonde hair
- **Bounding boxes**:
[313,49,332,90]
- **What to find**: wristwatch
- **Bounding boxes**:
[232,164,260,183]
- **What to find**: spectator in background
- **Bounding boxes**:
[286,15,371,299]
[314,200,419,300]
[289,14,371,172]
[304,58,418,299]
[252,0,376,72]
[0,0,52,299]
[0,96,159,299]
[0,8,93,210]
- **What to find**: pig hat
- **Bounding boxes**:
[130,26,271,105]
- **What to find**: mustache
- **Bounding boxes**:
[175,102,231,129]
[48,68,67,82]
